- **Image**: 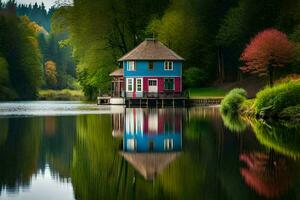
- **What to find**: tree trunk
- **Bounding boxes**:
[217,48,225,83]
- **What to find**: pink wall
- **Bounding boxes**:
[143,77,181,93]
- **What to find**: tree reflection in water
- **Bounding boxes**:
[240,151,292,199]
[0,106,300,200]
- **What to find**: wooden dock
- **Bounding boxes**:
[126,97,187,108]
[98,96,223,107]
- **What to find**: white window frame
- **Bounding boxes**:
[164,61,173,71]
[164,139,174,151]
[148,79,157,86]
[127,61,136,71]
[126,78,134,92]
[127,139,137,151]
[136,78,143,92]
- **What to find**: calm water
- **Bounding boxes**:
[0,101,299,200]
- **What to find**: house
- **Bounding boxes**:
[111,38,184,100]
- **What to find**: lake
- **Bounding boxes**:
[0,101,299,200]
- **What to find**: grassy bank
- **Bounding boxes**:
[221,80,300,122]
[38,89,85,101]
[188,87,227,99]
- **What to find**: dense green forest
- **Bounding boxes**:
[55,0,300,99]
[0,1,76,100]
[1,0,300,100]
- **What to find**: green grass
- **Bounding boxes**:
[38,89,85,101]
[188,87,227,99]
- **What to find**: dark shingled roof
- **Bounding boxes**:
[109,68,124,77]
[118,39,184,61]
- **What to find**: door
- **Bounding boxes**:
[148,79,158,94]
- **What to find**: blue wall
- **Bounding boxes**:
[123,61,182,77]
[124,132,182,152]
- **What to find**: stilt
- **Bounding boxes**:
[183,99,185,107]
[172,99,175,108]
[139,99,142,108]
[162,99,164,108]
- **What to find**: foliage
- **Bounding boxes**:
[254,81,300,117]
[0,5,43,100]
[240,29,294,86]
[44,60,58,87]
[38,89,84,100]
[221,88,247,115]
[279,105,300,121]
[60,0,170,99]
[16,2,56,32]
[183,67,208,88]
[0,57,17,100]
[250,119,300,159]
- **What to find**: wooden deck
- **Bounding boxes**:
[97,95,223,107]
[126,97,187,108]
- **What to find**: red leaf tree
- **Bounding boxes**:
[240,29,294,86]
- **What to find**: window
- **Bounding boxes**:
[136,78,143,92]
[127,139,137,151]
[127,61,136,71]
[164,78,175,90]
[149,80,157,86]
[126,78,134,92]
[164,139,173,151]
[148,61,154,70]
[164,61,173,71]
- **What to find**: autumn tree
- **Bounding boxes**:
[240,29,294,86]
[45,61,58,88]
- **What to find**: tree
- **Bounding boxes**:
[44,60,58,87]
[240,29,294,86]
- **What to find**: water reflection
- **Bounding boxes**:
[0,104,300,200]
[240,151,292,199]
[120,109,183,180]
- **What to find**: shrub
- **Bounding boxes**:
[183,67,208,88]
[221,88,247,115]
[279,105,300,121]
[254,81,300,117]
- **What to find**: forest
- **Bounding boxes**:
[0,0,76,100]
[1,0,300,100]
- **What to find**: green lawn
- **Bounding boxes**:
[188,88,227,99]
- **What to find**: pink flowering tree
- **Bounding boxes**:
[240,29,294,86]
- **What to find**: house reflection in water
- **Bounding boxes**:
[112,113,124,138]
[114,108,183,180]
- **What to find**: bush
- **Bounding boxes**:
[183,67,208,88]
[279,105,300,121]
[221,88,247,115]
[254,81,300,117]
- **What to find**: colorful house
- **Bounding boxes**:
[115,38,184,99]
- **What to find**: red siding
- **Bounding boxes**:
[143,77,181,93]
